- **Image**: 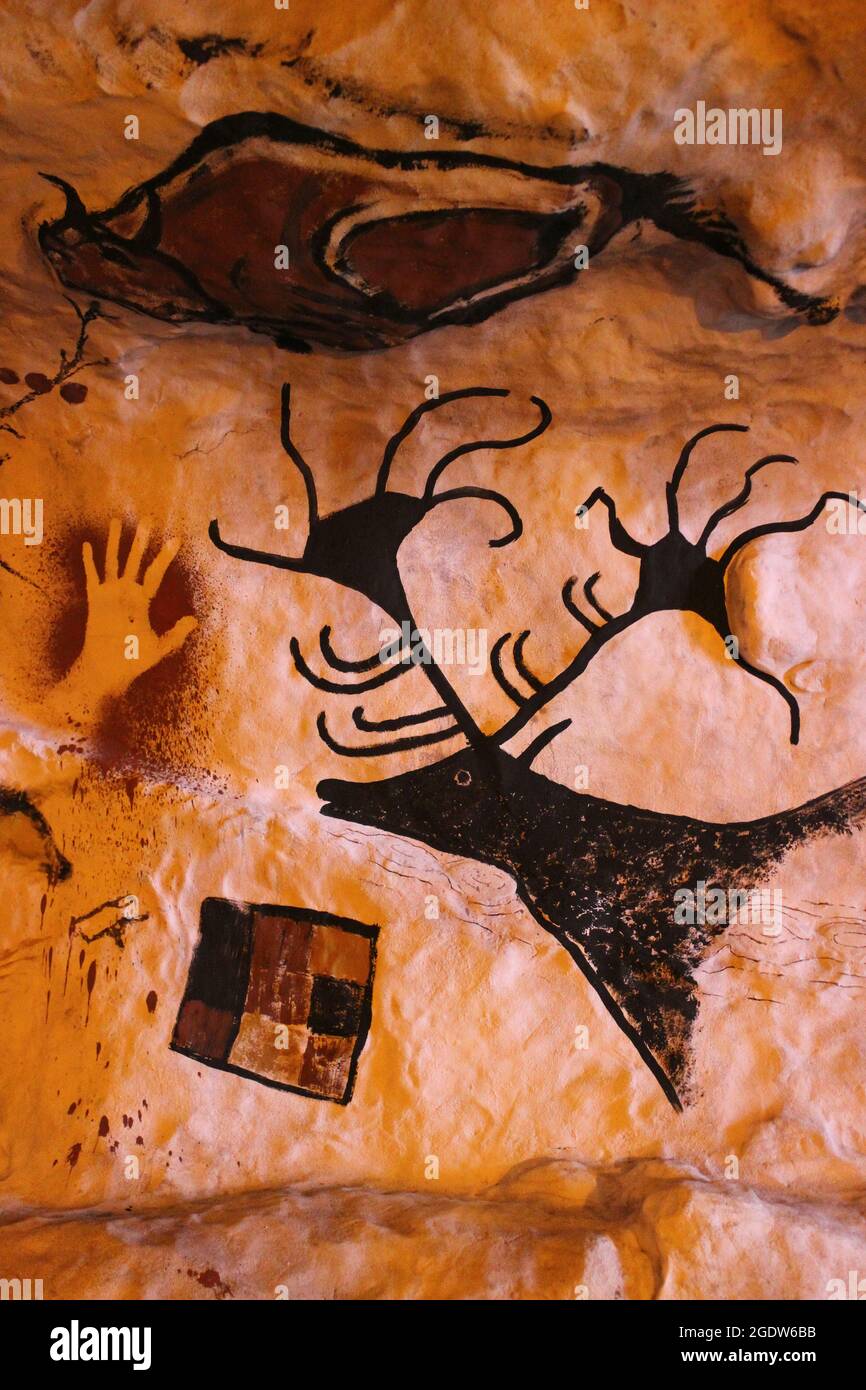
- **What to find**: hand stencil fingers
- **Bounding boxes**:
[142,536,180,598]
[81,540,99,594]
[104,517,121,580]
[159,615,197,657]
[124,518,152,582]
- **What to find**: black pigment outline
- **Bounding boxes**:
[37,110,834,353]
[208,389,866,1108]
[170,897,379,1106]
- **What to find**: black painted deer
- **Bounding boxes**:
[211,387,866,1107]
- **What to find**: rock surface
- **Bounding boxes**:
[1,0,866,1300]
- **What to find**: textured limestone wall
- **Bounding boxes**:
[1,0,866,1300]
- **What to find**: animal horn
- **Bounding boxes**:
[39,173,88,226]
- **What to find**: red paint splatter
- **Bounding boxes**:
[84,959,97,1024]
[60,381,87,404]
[62,921,76,996]
[66,1142,82,1170]
[187,1267,233,1299]
[0,367,19,384]
[145,990,158,1014]
[97,1116,109,1138]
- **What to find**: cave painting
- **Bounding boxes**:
[20,100,866,1121]
[50,517,198,733]
[568,424,865,745]
[38,112,834,355]
[0,298,104,466]
[171,898,378,1104]
[211,387,866,1109]
[0,787,71,886]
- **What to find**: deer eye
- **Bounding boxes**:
[454,768,472,787]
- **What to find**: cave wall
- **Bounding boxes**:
[1,0,866,1300]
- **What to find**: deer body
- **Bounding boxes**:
[319,743,866,1108]
[211,391,866,1106]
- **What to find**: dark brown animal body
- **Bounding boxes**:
[38,112,833,353]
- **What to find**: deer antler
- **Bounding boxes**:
[209,382,316,568]
[317,711,462,757]
[211,382,552,760]
[562,573,616,632]
[376,387,509,494]
[665,422,749,529]
[491,631,544,707]
[698,454,798,548]
[422,395,551,496]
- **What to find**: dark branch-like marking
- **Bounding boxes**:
[494,609,637,745]
[423,394,551,496]
[376,387,507,495]
[728,650,801,744]
[0,785,72,884]
[291,637,409,693]
[512,631,544,691]
[666,422,749,529]
[518,718,572,765]
[490,632,527,706]
[0,297,107,440]
[699,453,798,547]
[0,554,45,594]
[352,703,449,732]
[581,487,645,557]
[583,571,613,623]
[280,382,318,526]
[426,485,523,546]
[562,576,598,632]
[320,624,394,672]
[719,491,866,570]
[208,519,306,571]
[317,710,461,756]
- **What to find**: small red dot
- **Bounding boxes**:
[60,381,88,404]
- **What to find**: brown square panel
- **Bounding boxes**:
[244,915,312,1017]
[274,969,313,1026]
[172,898,379,1104]
[298,1033,357,1102]
[172,999,237,1062]
[309,923,372,984]
[229,1013,308,1088]
[254,913,312,973]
